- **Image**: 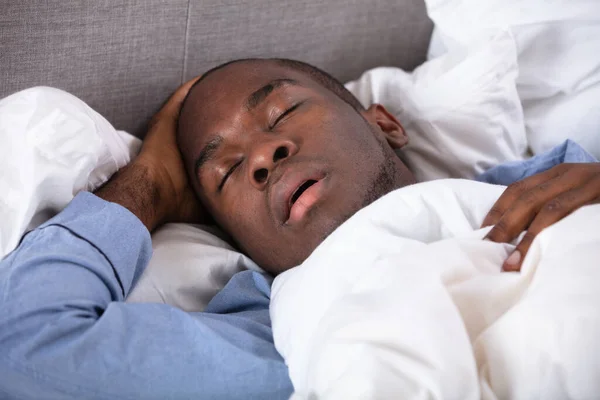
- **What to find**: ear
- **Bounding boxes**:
[362,104,408,149]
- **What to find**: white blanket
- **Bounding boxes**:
[271,179,600,399]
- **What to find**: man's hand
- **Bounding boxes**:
[96,77,205,231]
[135,77,205,226]
[482,163,600,272]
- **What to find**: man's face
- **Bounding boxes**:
[179,60,413,274]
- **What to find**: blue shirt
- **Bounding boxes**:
[0,140,595,399]
[476,139,597,185]
[0,194,292,400]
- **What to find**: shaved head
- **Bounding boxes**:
[178,58,414,273]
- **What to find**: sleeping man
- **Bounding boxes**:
[1,58,599,399]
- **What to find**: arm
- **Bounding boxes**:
[0,79,292,399]
[0,193,291,399]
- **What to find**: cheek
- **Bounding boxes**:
[214,190,270,243]
[316,106,373,145]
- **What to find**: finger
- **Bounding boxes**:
[485,169,577,243]
[481,167,562,228]
[165,76,202,112]
[503,179,600,272]
[485,164,595,244]
[152,76,202,126]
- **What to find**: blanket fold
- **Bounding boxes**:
[271,179,600,399]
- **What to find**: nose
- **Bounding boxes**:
[248,137,298,189]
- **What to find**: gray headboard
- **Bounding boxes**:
[1,1,432,138]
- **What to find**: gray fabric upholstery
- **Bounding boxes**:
[0,0,432,137]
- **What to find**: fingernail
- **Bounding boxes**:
[504,250,521,270]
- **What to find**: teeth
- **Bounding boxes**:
[291,180,317,204]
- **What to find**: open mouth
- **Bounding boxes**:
[289,179,318,208]
[271,167,328,225]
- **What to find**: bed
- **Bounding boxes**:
[3,1,600,399]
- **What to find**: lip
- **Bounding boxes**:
[288,179,325,224]
[270,165,327,225]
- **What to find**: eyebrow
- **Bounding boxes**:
[194,135,224,177]
[246,78,299,111]
[193,78,300,179]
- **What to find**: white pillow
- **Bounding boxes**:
[0,86,256,313]
[0,86,133,256]
[346,30,527,182]
[424,0,600,159]
[127,223,260,311]
[426,26,446,61]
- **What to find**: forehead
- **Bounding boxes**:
[179,61,333,154]
[187,61,308,117]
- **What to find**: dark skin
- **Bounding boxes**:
[178,60,414,273]
[483,163,600,271]
[96,60,600,276]
[96,77,204,230]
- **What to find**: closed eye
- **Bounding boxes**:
[270,102,303,129]
[218,159,242,192]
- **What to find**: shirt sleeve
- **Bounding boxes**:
[476,139,598,185]
[0,192,292,400]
